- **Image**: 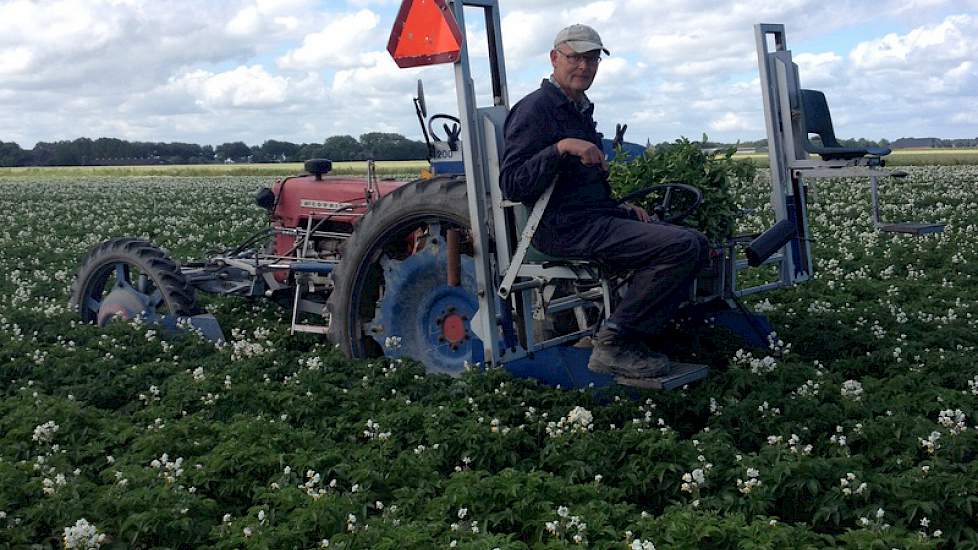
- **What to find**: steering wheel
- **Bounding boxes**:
[616,183,703,224]
[428,114,461,143]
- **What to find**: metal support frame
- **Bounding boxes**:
[448,0,617,367]
[449,11,844,371]
[289,215,330,335]
[480,100,612,360]
[754,23,813,290]
[754,22,943,252]
[497,183,555,299]
[450,0,509,367]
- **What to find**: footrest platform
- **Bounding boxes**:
[616,362,709,390]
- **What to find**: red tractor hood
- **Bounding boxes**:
[272,174,409,227]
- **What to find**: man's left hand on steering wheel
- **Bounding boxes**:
[616,183,703,225]
[620,202,651,222]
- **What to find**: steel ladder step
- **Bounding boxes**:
[878,222,945,235]
[292,324,328,335]
[615,362,710,390]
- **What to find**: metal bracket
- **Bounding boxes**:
[497,181,556,299]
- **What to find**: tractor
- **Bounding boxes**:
[69,0,942,390]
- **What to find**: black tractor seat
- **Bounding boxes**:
[800,89,891,160]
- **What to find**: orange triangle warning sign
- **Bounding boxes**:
[387,0,463,68]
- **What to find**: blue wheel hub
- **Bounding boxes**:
[367,230,481,376]
[97,284,160,326]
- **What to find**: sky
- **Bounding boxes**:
[1,0,977,149]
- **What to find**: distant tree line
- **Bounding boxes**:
[0,133,429,167]
[2,132,975,168]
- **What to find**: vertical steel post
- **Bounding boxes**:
[484,5,509,107]
[755,24,792,286]
[754,23,812,285]
[449,0,504,367]
[870,176,882,226]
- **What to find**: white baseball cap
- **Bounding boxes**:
[554,24,610,55]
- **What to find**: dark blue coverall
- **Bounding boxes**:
[499,79,709,338]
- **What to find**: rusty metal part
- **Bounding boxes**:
[446,228,460,287]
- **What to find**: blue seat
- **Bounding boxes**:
[800,89,891,161]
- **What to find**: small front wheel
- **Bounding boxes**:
[69,237,200,326]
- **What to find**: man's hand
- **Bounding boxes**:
[620,202,651,222]
[557,138,608,171]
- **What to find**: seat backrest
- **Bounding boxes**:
[481,105,530,232]
[480,106,514,222]
[799,89,842,149]
[480,106,564,264]
[480,106,526,263]
[481,105,509,163]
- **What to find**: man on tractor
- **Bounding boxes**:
[499,24,709,379]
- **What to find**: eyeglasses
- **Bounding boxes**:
[555,49,602,66]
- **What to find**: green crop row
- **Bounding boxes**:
[1,167,977,548]
[0,160,431,179]
[4,148,977,180]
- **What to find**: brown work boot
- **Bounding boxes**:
[587,327,670,378]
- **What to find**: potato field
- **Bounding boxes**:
[1,166,977,549]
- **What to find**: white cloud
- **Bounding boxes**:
[0,0,277,92]
[655,81,686,94]
[0,47,33,76]
[180,66,291,109]
[500,10,553,65]
[951,104,978,124]
[332,52,403,94]
[346,0,398,6]
[226,0,318,38]
[710,112,754,132]
[850,15,977,70]
[892,0,956,15]
[277,9,382,69]
[0,0,975,147]
[226,7,263,36]
[833,14,978,136]
[592,57,633,83]
[795,52,844,88]
[326,50,454,138]
[565,1,618,24]
[258,0,314,11]
[274,16,301,32]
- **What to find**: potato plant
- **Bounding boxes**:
[608,138,755,242]
[1,168,977,549]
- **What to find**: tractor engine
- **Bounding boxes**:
[257,159,408,276]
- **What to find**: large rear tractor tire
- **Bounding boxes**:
[327,175,479,376]
[69,237,200,326]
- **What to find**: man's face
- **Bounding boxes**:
[549,46,600,97]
